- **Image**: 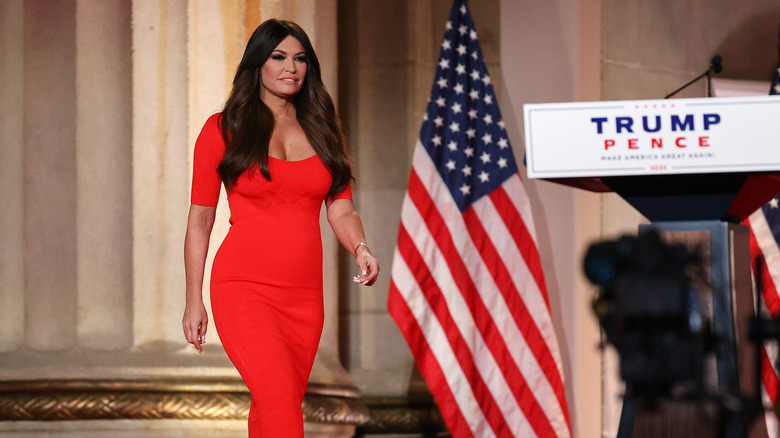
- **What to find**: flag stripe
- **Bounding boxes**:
[762,348,780,405]
[396,222,519,436]
[461,206,567,435]
[749,210,780,315]
[502,175,539,243]
[390,255,496,438]
[388,280,481,438]
[407,145,567,436]
[404,170,549,436]
[489,184,550,310]
[472,189,570,425]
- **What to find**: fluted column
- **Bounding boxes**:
[76,0,133,351]
[0,0,24,354]
[23,0,79,352]
[132,0,191,347]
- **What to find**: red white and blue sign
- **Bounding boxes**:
[523,95,780,178]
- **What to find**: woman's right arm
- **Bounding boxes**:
[183,204,217,353]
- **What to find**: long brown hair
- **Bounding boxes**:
[217,19,352,199]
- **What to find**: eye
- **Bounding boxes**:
[271,54,285,61]
[295,56,307,63]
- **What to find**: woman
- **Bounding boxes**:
[182,19,379,437]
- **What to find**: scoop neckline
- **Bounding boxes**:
[269,154,318,163]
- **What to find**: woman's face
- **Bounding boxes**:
[259,35,308,102]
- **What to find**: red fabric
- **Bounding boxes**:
[190,113,351,437]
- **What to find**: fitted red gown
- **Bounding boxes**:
[190,113,351,437]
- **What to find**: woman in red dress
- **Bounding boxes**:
[182,19,379,437]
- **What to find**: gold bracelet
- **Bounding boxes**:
[353,242,369,258]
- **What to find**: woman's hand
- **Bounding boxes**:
[325,198,380,286]
[183,204,216,354]
[353,244,380,286]
[182,301,208,353]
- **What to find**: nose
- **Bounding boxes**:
[285,58,297,73]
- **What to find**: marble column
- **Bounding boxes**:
[76,0,134,351]
[0,0,25,354]
[23,0,79,353]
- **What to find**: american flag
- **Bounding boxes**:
[743,29,780,437]
[387,1,571,436]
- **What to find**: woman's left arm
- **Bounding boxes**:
[326,198,380,286]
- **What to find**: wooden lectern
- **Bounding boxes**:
[524,95,780,438]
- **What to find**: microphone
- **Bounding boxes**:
[710,54,723,74]
[664,54,724,99]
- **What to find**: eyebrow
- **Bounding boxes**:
[272,49,306,56]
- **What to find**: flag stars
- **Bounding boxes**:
[775,83,780,94]
[771,197,780,208]
[419,4,518,205]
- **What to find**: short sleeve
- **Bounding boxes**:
[190,113,225,207]
[332,180,353,201]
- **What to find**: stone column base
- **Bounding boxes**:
[0,378,369,437]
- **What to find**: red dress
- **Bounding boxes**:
[190,113,351,437]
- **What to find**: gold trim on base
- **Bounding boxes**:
[0,379,369,425]
[357,396,448,436]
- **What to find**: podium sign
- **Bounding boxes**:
[523,95,780,179]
